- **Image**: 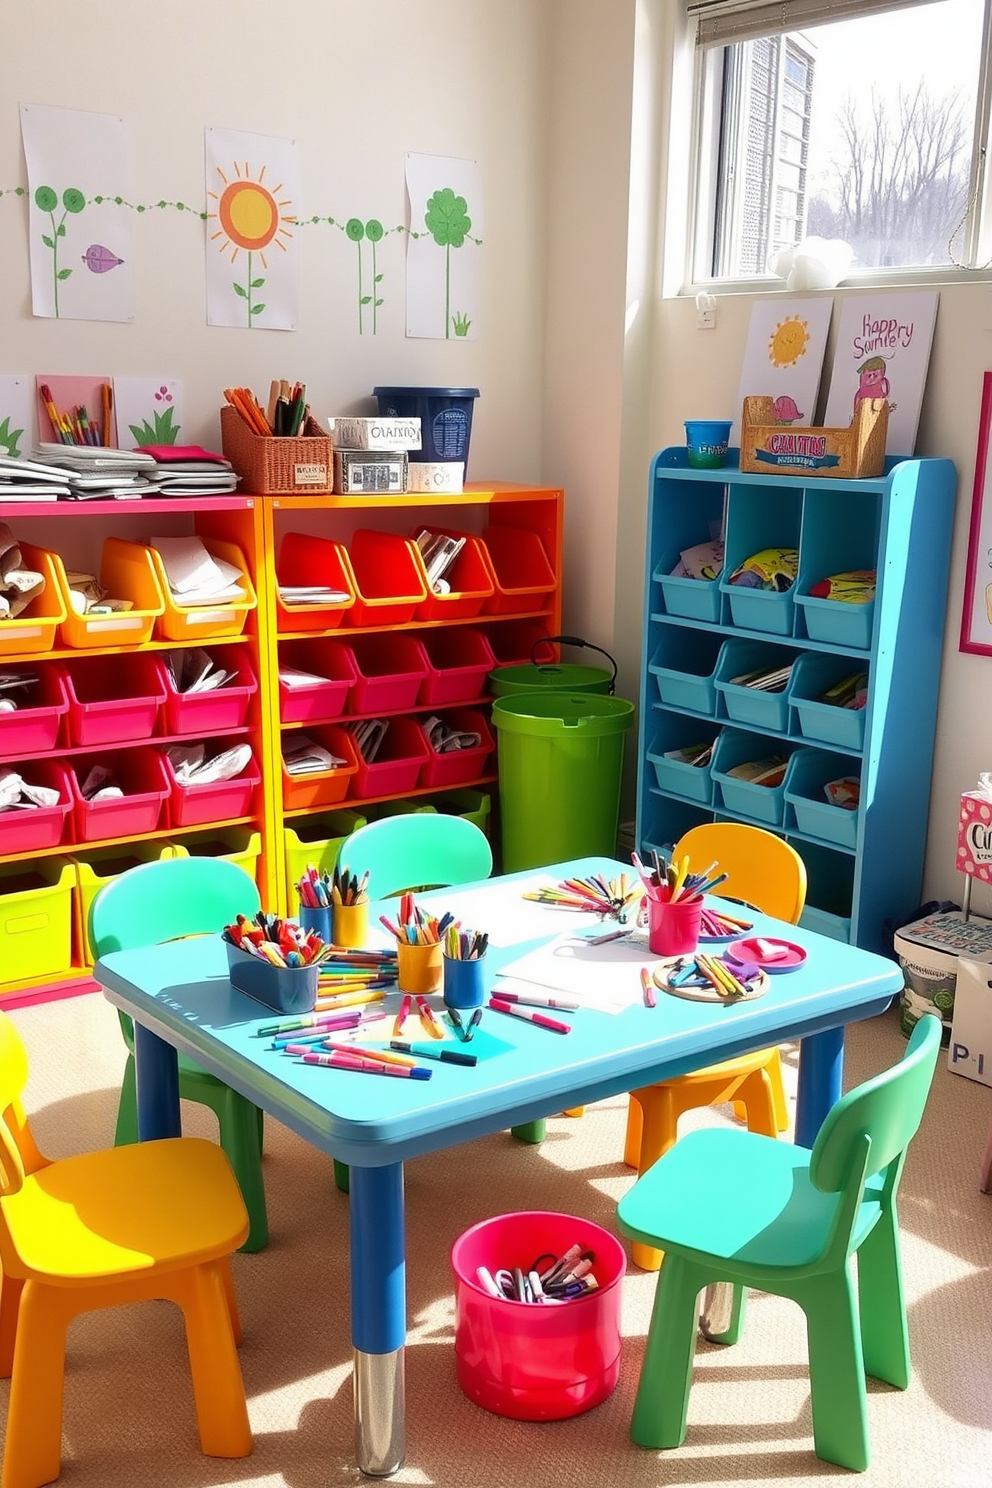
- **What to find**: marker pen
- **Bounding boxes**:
[390,1040,478,1067]
[490,989,580,1012]
[321,1040,417,1066]
[298,1051,432,1079]
[488,999,571,1034]
[476,1265,502,1298]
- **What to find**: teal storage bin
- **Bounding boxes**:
[789,654,867,751]
[652,554,722,623]
[648,630,721,715]
[710,729,791,826]
[799,903,852,942]
[721,580,795,636]
[645,717,718,805]
[785,749,860,849]
[795,591,875,649]
[713,639,794,733]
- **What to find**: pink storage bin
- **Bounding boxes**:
[345,529,428,627]
[68,750,170,842]
[162,747,261,828]
[451,1210,625,1421]
[64,654,166,748]
[159,647,257,736]
[0,667,68,755]
[278,639,357,725]
[0,761,72,855]
[419,629,496,706]
[352,717,430,798]
[421,708,495,788]
[347,635,429,714]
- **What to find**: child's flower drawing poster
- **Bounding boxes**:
[823,291,939,456]
[204,127,299,330]
[734,297,833,443]
[405,153,483,341]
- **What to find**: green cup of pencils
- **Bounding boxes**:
[443,926,490,1010]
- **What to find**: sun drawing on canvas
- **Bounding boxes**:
[208,161,295,327]
[768,315,810,369]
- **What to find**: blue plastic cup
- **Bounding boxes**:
[443,953,489,1010]
[685,419,732,469]
[299,904,332,943]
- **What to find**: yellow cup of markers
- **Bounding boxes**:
[396,940,443,995]
[333,901,369,949]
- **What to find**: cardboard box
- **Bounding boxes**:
[333,449,408,494]
[328,416,422,451]
[949,956,992,1085]
[957,789,992,882]
[407,461,465,493]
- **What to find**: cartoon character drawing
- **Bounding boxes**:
[772,395,804,425]
[854,356,896,413]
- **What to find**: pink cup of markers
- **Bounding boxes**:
[647,889,702,957]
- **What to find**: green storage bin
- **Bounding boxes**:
[430,788,491,833]
[491,692,634,872]
[284,809,367,908]
[488,635,616,699]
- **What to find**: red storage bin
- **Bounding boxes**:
[346,530,428,627]
[64,654,166,748]
[412,532,495,622]
[419,629,496,706]
[0,761,72,855]
[0,666,68,755]
[482,526,556,615]
[486,621,555,665]
[276,531,356,633]
[421,709,495,788]
[159,646,257,736]
[281,724,360,811]
[68,750,170,842]
[347,635,429,714]
[162,745,261,828]
[279,639,356,725]
[352,717,430,798]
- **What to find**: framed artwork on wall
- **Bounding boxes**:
[960,370,992,655]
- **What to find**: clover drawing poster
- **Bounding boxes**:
[823,290,939,456]
[19,103,134,322]
[405,153,483,340]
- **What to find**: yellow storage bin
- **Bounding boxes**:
[0,859,75,987]
[147,537,257,641]
[0,544,68,658]
[284,810,366,909]
[52,537,165,649]
[72,843,180,964]
[172,827,262,889]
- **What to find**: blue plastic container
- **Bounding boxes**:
[685,420,732,469]
[785,748,861,849]
[713,639,794,733]
[373,386,479,464]
[652,556,722,623]
[795,591,875,650]
[710,729,791,826]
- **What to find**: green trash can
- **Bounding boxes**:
[488,635,617,699]
[491,692,635,872]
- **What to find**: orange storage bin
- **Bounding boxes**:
[51,537,165,649]
[162,745,261,828]
[345,529,428,627]
[0,761,72,856]
[482,526,556,615]
[412,531,495,622]
[278,638,356,724]
[421,708,495,788]
[0,544,68,658]
[63,654,166,748]
[419,629,496,706]
[352,717,430,798]
[68,749,170,842]
[158,645,257,736]
[281,724,360,811]
[275,531,356,633]
[146,537,257,642]
[0,665,68,754]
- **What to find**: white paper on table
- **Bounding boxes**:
[495,931,655,1012]
[433,874,612,948]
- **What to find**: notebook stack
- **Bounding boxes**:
[0,455,73,502]
[31,444,162,499]
[137,445,240,495]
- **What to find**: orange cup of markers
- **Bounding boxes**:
[396,939,443,995]
[647,891,702,957]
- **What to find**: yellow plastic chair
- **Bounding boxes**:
[625,822,807,1269]
[0,1010,252,1488]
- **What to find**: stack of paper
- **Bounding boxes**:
[166,649,238,694]
[279,585,351,605]
[414,529,465,593]
[282,734,347,776]
[423,715,480,753]
[279,666,331,690]
[138,445,239,496]
[345,718,388,762]
[165,742,252,784]
[0,766,61,809]
[151,536,246,605]
[0,455,72,502]
[32,444,162,499]
[0,670,39,714]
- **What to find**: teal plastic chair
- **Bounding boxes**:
[89,856,269,1252]
[616,1014,942,1473]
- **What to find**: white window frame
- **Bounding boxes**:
[681,0,992,296]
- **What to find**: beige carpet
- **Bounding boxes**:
[2,993,991,1488]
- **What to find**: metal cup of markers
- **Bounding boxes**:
[647,893,702,957]
[333,901,369,949]
[443,953,490,1011]
[396,940,443,995]
[225,942,320,1015]
[299,904,332,943]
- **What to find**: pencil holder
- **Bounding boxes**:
[333,901,369,949]
[443,953,489,1011]
[299,904,332,943]
[396,940,443,995]
[648,893,702,957]
[225,943,320,1014]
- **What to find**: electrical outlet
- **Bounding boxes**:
[695,292,716,330]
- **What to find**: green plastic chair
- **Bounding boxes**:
[616,1013,942,1473]
[89,856,268,1252]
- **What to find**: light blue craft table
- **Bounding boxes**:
[93,855,902,1477]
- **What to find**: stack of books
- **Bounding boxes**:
[30,445,162,499]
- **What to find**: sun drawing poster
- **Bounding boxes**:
[734,298,833,442]
[823,291,939,456]
[204,128,299,330]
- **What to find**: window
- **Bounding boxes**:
[688,0,992,286]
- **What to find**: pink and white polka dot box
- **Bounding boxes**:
[958,789,992,882]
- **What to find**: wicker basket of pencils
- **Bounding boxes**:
[220,405,334,495]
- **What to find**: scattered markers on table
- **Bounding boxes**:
[522,872,642,922]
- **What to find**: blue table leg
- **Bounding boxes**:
[795,1025,844,1148]
[133,1022,181,1141]
[349,1162,405,1476]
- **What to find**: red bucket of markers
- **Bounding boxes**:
[451,1210,625,1420]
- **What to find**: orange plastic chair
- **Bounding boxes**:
[625,822,807,1269]
[0,1010,252,1488]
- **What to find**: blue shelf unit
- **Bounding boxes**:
[635,447,957,954]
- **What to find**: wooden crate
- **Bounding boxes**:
[739,395,888,479]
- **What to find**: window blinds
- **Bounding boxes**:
[687,0,938,48]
